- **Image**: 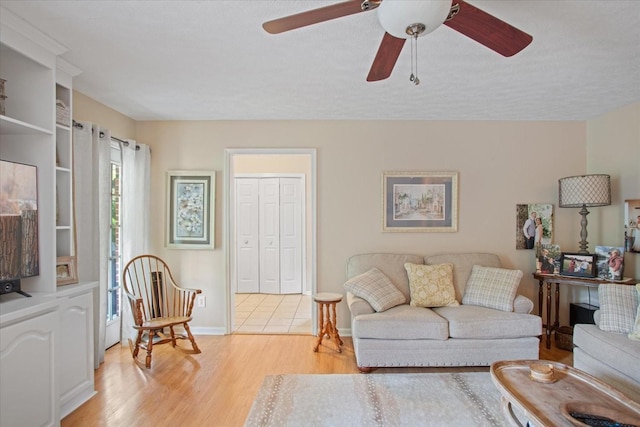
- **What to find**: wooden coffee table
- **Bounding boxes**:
[491,360,640,427]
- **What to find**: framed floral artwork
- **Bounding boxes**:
[382,171,458,232]
[166,170,215,249]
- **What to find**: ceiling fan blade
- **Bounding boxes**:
[444,0,532,57]
[367,32,406,82]
[263,0,378,34]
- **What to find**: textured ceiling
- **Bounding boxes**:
[2,0,639,121]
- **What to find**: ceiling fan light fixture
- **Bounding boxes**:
[377,0,453,39]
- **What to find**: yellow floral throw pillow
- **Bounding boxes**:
[404,263,459,308]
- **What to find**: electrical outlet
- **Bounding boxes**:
[196,295,206,308]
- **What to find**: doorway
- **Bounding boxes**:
[224,149,317,334]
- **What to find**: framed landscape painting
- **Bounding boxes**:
[382,171,458,232]
[166,170,215,249]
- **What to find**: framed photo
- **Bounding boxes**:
[382,171,458,232]
[166,170,215,249]
[536,244,561,274]
[624,199,640,253]
[516,203,553,250]
[56,256,78,286]
[595,246,625,281]
[559,253,597,278]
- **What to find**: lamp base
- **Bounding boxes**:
[577,205,590,254]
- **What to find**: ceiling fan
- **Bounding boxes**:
[262,0,532,83]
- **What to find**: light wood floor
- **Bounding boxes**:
[61,335,572,427]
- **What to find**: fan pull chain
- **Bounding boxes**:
[409,34,420,85]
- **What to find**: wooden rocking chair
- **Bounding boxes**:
[122,254,201,368]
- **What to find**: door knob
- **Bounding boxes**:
[244,240,248,244]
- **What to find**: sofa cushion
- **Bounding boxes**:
[404,263,459,308]
[629,284,640,341]
[424,253,501,301]
[433,305,542,339]
[352,305,449,340]
[598,283,639,334]
[346,253,424,303]
[343,268,405,312]
[462,265,523,312]
[574,324,640,382]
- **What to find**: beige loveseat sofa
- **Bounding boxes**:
[345,253,542,372]
[573,283,640,401]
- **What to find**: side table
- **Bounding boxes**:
[313,292,344,353]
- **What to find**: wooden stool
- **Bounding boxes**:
[313,292,344,353]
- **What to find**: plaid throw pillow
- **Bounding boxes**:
[462,265,523,312]
[344,268,405,312]
[598,283,639,334]
[629,284,640,340]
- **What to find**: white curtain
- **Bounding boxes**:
[120,139,151,344]
[73,121,111,368]
[74,122,152,364]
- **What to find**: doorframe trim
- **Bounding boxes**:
[223,148,317,334]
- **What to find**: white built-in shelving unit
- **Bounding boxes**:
[0,8,97,426]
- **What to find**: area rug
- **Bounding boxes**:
[245,372,510,426]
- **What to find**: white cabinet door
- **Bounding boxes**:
[280,178,302,294]
[1,309,59,427]
[58,291,96,418]
[259,178,280,294]
[236,179,260,293]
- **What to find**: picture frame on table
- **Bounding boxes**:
[536,244,561,274]
[382,171,458,232]
[559,253,597,278]
[166,170,215,249]
[594,246,625,281]
[56,256,78,286]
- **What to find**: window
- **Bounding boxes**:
[106,143,122,348]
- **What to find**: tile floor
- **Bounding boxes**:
[234,293,312,334]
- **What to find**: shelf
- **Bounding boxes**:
[0,114,52,135]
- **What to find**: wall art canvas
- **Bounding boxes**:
[595,245,625,281]
[516,203,553,250]
[624,199,640,253]
[382,171,458,232]
[166,170,215,249]
[0,160,39,282]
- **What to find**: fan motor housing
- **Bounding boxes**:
[377,0,453,39]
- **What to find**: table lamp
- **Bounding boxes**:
[559,174,611,254]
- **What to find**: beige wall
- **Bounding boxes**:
[74,91,639,332]
[73,90,136,139]
[136,120,587,331]
[587,102,640,280]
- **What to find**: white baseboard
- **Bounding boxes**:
[191,326,227,335]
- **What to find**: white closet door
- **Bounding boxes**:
[259,178,280,294]
[236,179,259,293]
[279,178,303,294]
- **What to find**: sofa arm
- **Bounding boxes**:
[346,291,375,316]
[514,295,534,314]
